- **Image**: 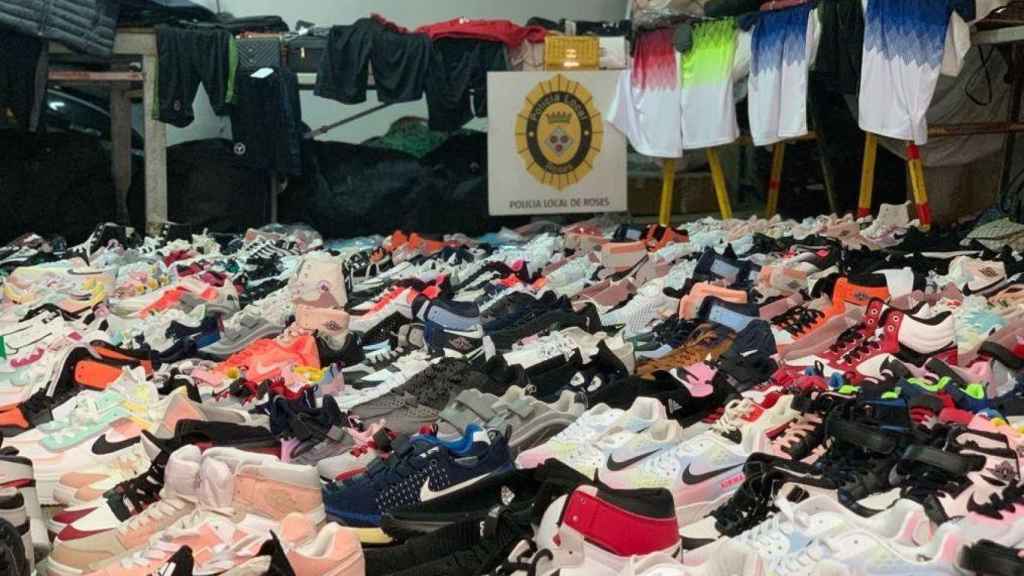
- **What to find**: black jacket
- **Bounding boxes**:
[0,0,120,57]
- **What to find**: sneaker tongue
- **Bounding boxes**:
[199,456,234,507]
[535,494,569,551]
[164,445,202,497]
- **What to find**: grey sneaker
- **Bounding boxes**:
[198,288,292,359]
[350,357,527,436]
[438,386,585,450]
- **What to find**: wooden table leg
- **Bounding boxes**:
[906,143,932,231]
[707,148,733,220]
[765,142,786,218]
[658,159,677,227]
[858,133,878,219]
[142,53,168,236]
[110,86,132,225]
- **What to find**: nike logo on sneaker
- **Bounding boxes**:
[91,435,140,456]
[606,450,660,472]
[420,474,490,501]
[681,463,743,485]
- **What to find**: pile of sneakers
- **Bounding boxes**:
[1,207,1024,575]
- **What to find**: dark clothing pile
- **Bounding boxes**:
[315,16,516,132]
[0,30,48,132]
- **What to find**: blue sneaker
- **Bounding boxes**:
[323,424,513,543]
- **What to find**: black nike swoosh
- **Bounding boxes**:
[681,463,744,485]
[605,450,659,472]
[962,278,1008,297]
[91,435,140,456]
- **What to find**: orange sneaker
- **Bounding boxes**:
[679,283,749,319]
[213,335,320,384]
[772,276,892,349]
[643,225,688,251]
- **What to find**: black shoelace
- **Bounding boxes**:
[971,482,1024,519]
[771,306,824,336]
[115,458,167,516]
[825,323,868,355]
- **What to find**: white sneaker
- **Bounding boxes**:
[557,399,670,478]
[599,395,797,527]
[502,484,681,576]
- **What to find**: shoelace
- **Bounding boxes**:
[838,330,884,365]
[121,491,189,535]
[824,318,877,356]
[771,413,823,455]
[115,458,167,516]
[772,306,824,336]
[971,481,1024,519]
[711,398,758,435]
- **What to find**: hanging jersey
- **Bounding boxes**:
[858,0,949,144]
[680,19,740,150]
[609,28,683,159]
[748,4,819,146]
[858,0,979,144]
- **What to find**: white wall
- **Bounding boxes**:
[170,0,628,145]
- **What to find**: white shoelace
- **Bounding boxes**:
[711,398,759,436]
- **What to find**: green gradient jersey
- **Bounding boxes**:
[680,19,740,149]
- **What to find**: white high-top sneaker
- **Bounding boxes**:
[501,485,681,576]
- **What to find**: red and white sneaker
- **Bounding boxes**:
[779,298,890,376]
[832,306,956,382]
[501,484,681,576]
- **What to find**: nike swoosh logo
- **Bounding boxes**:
[420,474,490,501]
[91,435,140,456]
[605,450,659,472]
[681,463,744,485]
[962,278,1007,297]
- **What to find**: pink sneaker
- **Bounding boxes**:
[277,513,364,576]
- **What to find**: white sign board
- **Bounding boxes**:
[487,71,627,216]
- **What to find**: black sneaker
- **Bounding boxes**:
[317,333,366,369]
[714,320,778,392]
[152,545,194,576]
[0,517,28,576]
[694,247,759,287]
[358,312,412,348]
[366,461,586,576]
[381,468,538,540]
[960,540,1024,576]
[488,306,600,352]
[482,292,560,333]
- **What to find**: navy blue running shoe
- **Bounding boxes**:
[323,424,513,544]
